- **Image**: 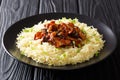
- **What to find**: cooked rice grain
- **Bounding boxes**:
[16,18,104,66]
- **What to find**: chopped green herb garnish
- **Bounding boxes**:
[21,51,25,55]
[95,38,99,41]
[76,49,80,53]
[19,36,24,39]
[78,44,81,48]
[95,51,99,57]
[42,51,48,54]
[71,19,76,23]
[81,29,86,34]
[23,28,33,32]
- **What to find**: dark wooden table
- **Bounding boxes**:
[0,0,120,80]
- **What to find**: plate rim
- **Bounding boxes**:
[2,13,117,70]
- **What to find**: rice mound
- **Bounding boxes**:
[16,18,104,66]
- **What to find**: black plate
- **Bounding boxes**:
[2,13,117,70]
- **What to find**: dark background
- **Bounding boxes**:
[0,0,120,80]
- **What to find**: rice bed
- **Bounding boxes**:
[16,18,104,66]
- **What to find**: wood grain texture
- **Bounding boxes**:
[0,0,2,6]
[77,0,120,80]
[0,0,120,80]
[39,0,78,13]
[0,0,39,80]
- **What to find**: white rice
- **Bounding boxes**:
[16,18,104,66]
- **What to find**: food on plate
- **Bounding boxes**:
[16,18,104,66]
[34,20,86,48]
